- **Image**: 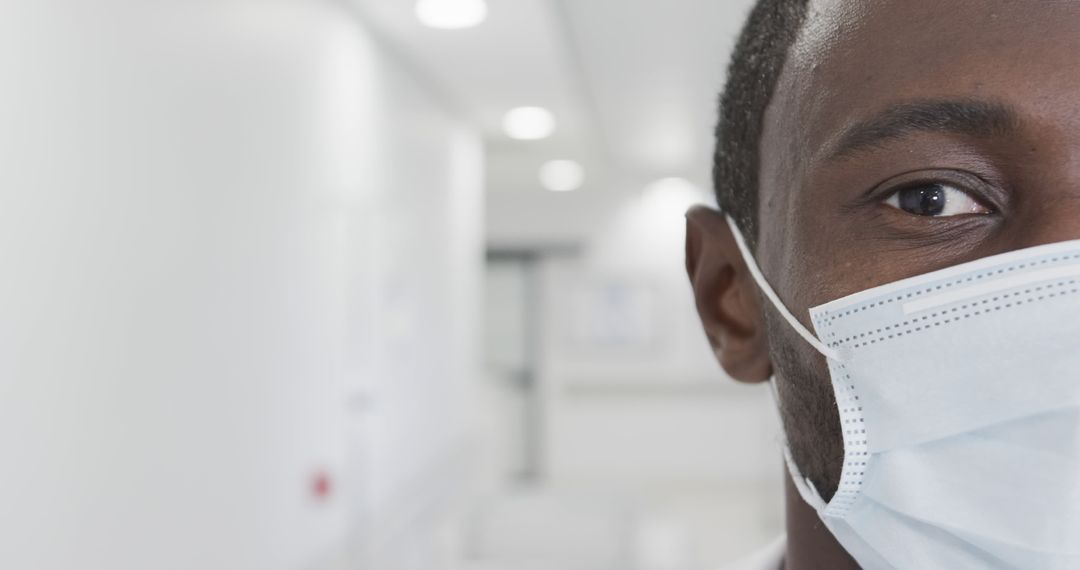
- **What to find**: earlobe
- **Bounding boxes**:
[685,206,773,383]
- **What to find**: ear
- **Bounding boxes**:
[685,206,772,383]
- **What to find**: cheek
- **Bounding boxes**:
[789,242,921,311]
[763,302,847,498]
[776,219,873,313]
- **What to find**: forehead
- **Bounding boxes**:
[761,0,1080,203]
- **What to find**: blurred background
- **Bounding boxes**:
[0,0,782,568]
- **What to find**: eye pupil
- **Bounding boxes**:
[898,184,946,216]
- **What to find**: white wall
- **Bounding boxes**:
[354,23,485,570]
[0,2,482,569]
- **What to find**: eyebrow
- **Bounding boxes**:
[826,99,1022,161]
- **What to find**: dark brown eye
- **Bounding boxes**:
[884,183,992,217]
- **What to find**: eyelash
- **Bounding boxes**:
[882,182,994,217]
[858,168,1004,218]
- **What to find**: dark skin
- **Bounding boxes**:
[686,1,1080,568]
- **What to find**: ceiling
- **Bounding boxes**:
[351,0,756,246]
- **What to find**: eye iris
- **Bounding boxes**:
[898,184,946,216]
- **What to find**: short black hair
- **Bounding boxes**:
[713,0,810,246]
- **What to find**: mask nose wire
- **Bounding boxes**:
[724,215,843,362]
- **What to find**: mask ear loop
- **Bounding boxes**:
[724,215,843,362]
[768,376,829,513]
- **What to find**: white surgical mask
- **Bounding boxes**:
[727,215,1080,569]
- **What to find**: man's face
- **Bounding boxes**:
[757,0,1080,496]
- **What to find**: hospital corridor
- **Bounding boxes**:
[0,1,784,568]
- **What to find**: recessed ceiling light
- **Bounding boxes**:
[539,160,585,192]
[644,177,698,195]
[502,106,556,140]
[642,177,705,216]
[415,0,488,30]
